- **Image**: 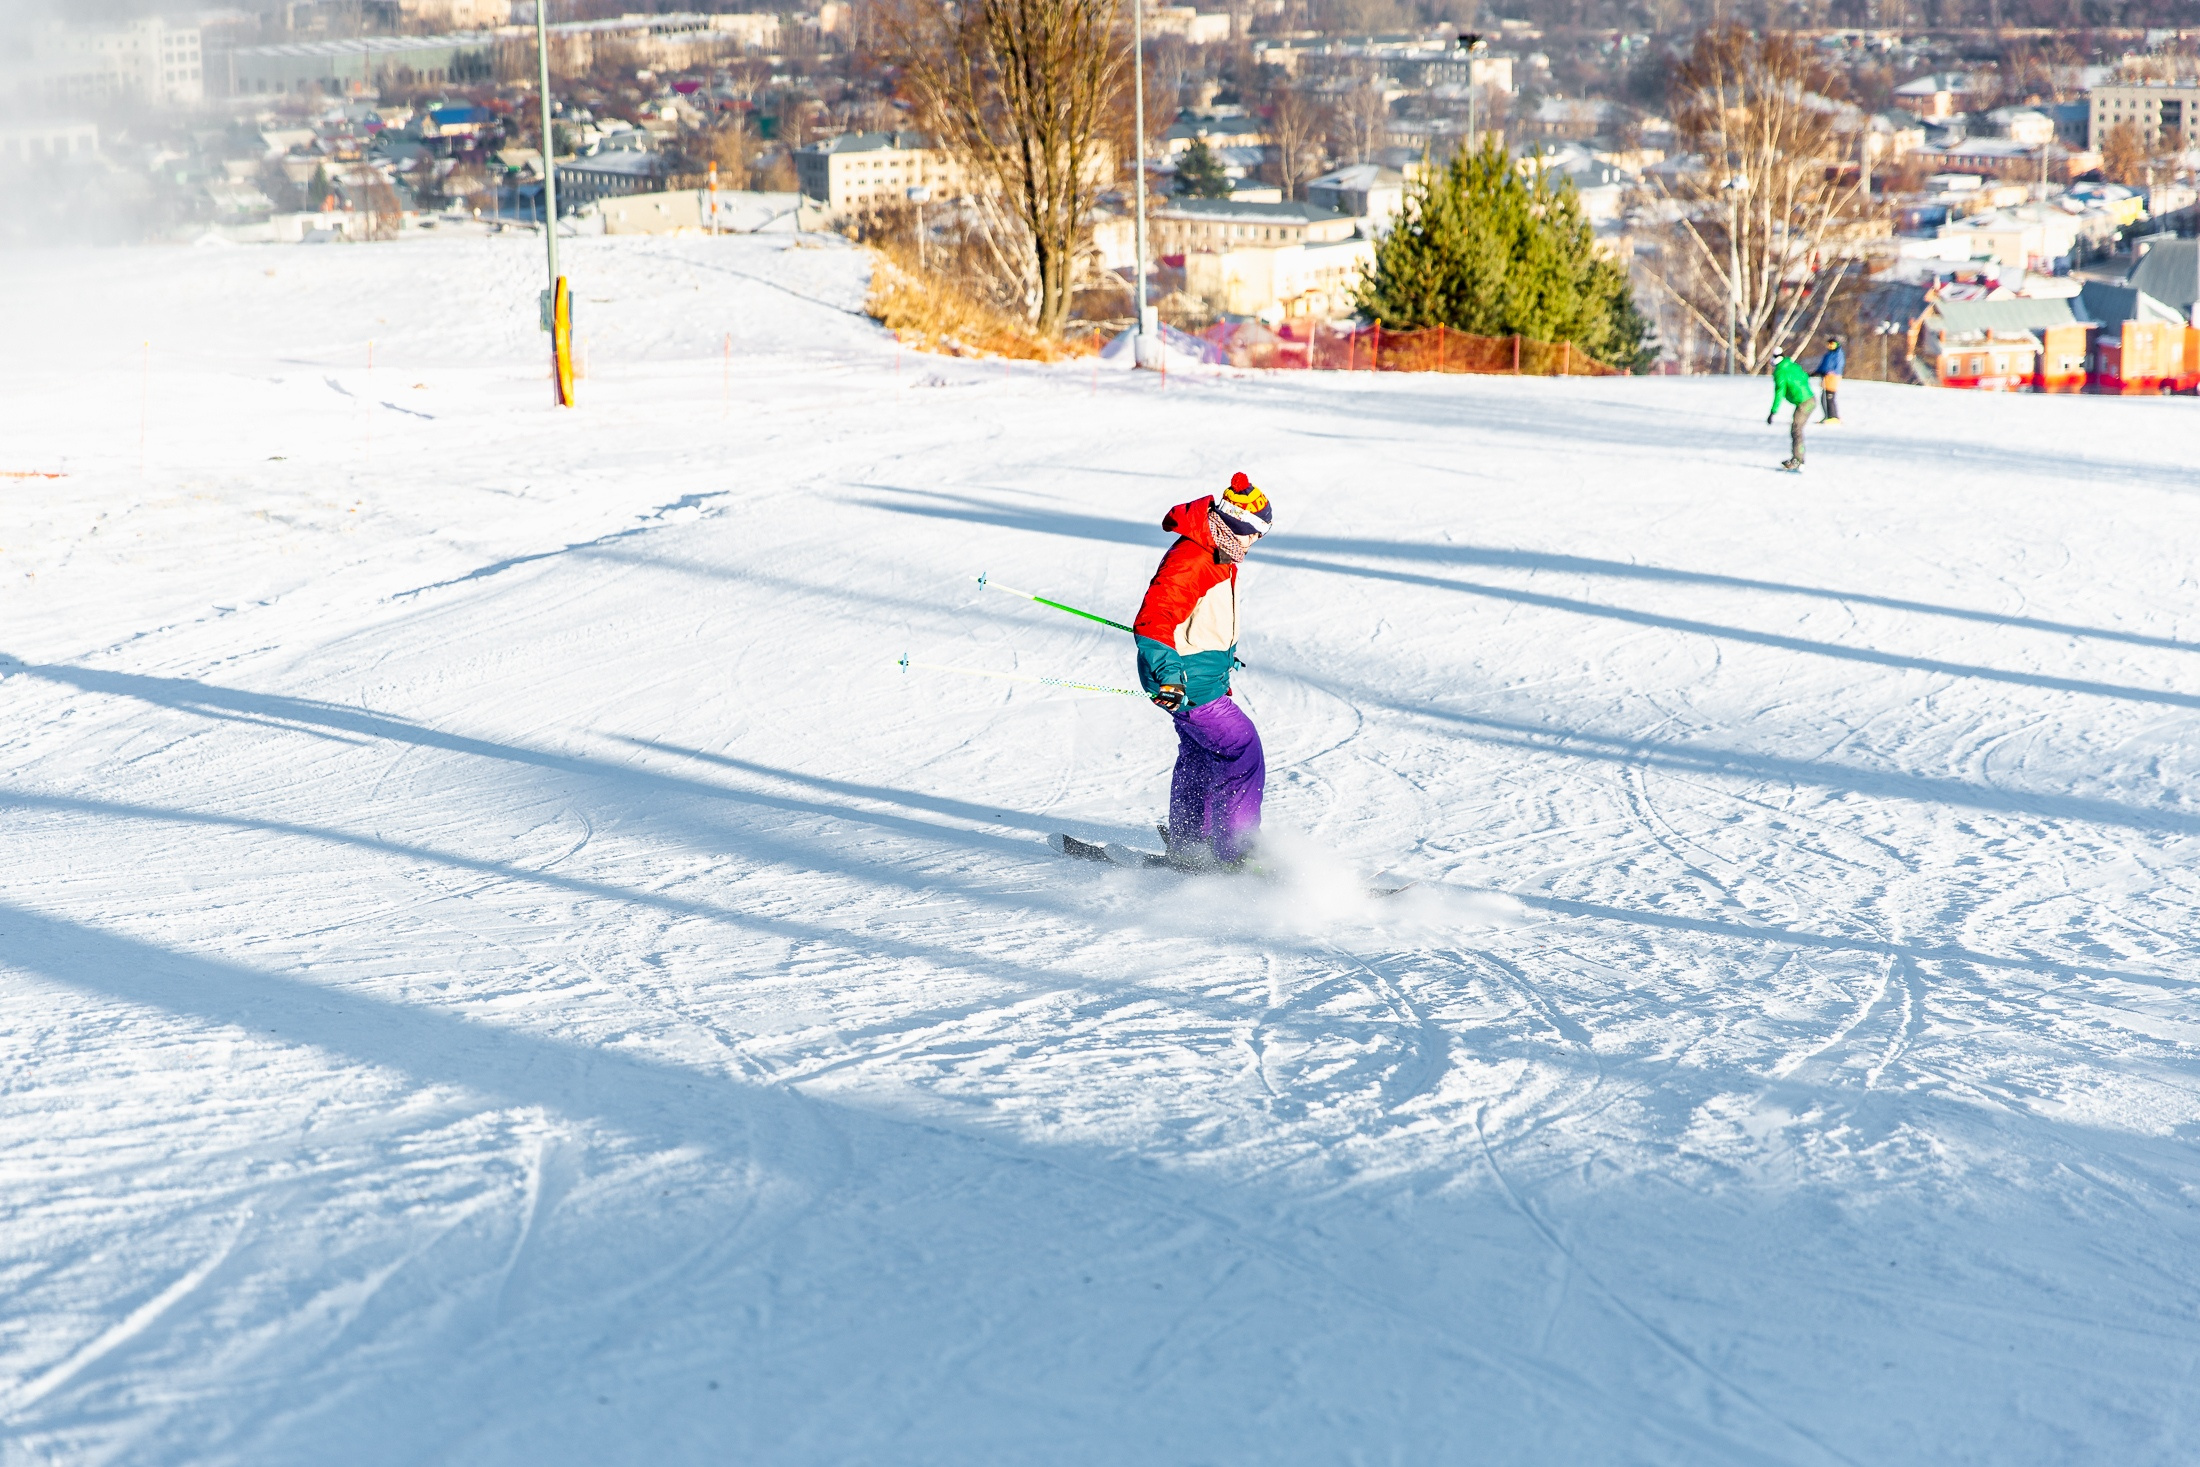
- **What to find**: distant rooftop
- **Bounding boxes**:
[799,131,932,155]
[1153,199,1348,223]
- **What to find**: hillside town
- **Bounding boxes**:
[5,0,2198,389]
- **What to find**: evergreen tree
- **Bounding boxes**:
[1175,138,1233,199]
[1357,138,1656,372]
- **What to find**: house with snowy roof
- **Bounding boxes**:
[1893,72,1988,121]
[2126,238,2200,323]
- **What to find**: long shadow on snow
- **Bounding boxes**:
[13,656,2191,996]
[1342,691,2200,846]
[0,789,1311,1051]
[16,651,2195,932]
[0,895,1962,1464]
[0,662,1390,1034]
[857,489,2200,709]
[0,657,1140,893]
[1224,372,2200,498]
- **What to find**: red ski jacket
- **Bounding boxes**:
[1133,496,1239,707]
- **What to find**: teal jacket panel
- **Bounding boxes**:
[1137,636,1235,708]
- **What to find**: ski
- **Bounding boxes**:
[1048,832,1168,868]
[1048,833,1414,897]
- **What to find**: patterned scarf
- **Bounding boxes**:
[1209,507,1259,564]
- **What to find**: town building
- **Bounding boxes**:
[21,18,203,107]
[1141,6,1234,44]
[1182,235,1374,320]
[227,32,499,96]
[1936,200,2119,274]
[554,150,672,210]
[1516,142,1632,224]
[0,122,100,166]
[397,0,514,25]
[794,132,961,221]
[1306,163,1409,235]
[1161,113,1271,158]
[1893,73,1989,121]
[2087,81,2200,150]
[1151,198,1361,255]
[1911,283,2198,393]
[1915,297,2089,391]
[1906,136,2091,183]
[1986,107,2058,147]
[2126,238,2200,322]
[2080,281,2198,392]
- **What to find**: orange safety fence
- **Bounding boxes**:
[1201,320,1626,377]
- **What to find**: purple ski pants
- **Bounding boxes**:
[1168,693,1265,863]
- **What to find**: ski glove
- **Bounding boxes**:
[1151,683,1187,712]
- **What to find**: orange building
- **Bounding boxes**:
[1917,297,2091,392]
[2079,282,2200,395]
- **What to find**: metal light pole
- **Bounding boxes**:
[1725,171,1743,374]
[534,0,572,405]
[1132,0,1159,368]
[1456,32,1484,150]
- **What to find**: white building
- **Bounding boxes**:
[0,122,99,166]
[397,0,514,26]
[1142,6,1233,44]
[1305,163,1408,235]
[21,19,203,107]
[794,132,962,220]
[2087,80,2200,149]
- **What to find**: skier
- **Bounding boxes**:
[1133,472,1273,870]
[1767,351,1816,471]
[1814,335,1845,423]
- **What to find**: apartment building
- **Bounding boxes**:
[1150,198,1360,255]
[25,19,203,107]
[2088,81,2200,148]
[795,132,962,219]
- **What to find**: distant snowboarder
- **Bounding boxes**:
[1767,352,1816,471]
[1133,473,1273,869]
[1815,335,1845,423]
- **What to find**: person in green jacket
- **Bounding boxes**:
[1767,352,1816,470]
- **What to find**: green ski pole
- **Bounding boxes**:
[977,572,1133,635]
[977,571,1252,670]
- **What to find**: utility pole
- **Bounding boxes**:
[1457,32,1485,149]
[1132,0,1159,368]
[535,0,572,406]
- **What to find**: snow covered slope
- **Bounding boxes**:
[5,234,2200,1465]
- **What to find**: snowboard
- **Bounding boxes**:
[1047,832,1414,898]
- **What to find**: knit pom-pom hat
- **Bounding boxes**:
[1215,471,1272,536]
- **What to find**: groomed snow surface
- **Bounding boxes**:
[5,233,2200,1466]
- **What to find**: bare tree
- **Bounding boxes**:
[1330,76,1391,164]
[1645,26,1865,375]
[1266,84,1328,198]
[890,0,1130,335]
